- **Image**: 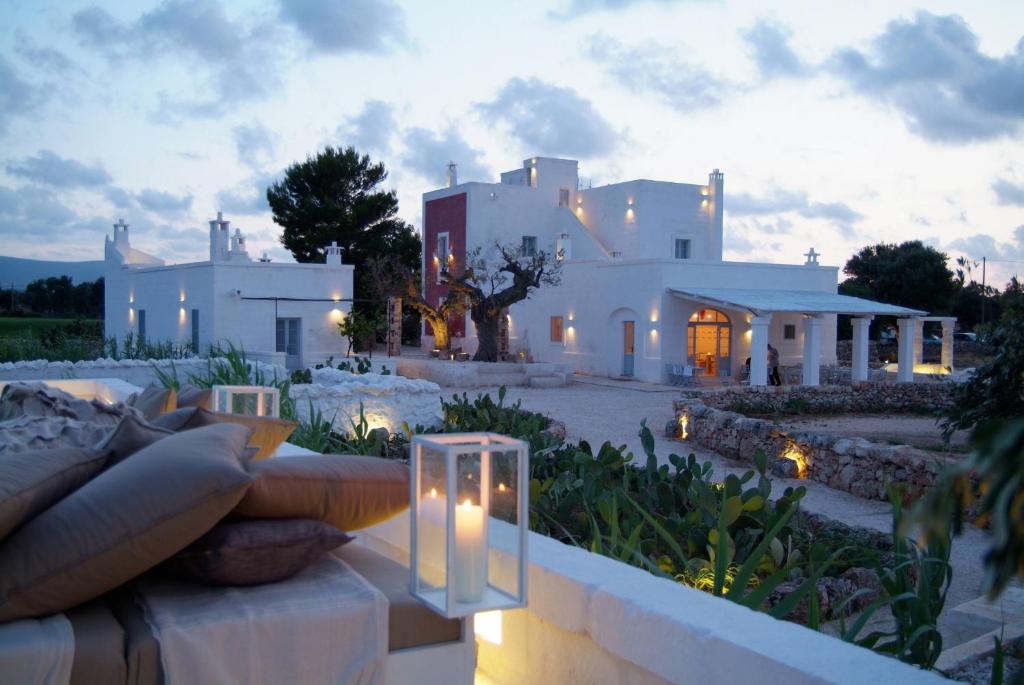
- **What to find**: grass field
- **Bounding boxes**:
[0,318,102,336]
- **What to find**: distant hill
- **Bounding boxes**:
[0,256,105,289]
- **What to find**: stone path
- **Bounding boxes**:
[446,375,992,652]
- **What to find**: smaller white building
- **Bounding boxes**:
[104,214,354,369]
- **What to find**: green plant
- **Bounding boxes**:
[840,488,952,670]
[941,299,1024,440]
[338,311,385,358]
[288,401,345,453]
[152,361,181,390]
[336,402,388,456]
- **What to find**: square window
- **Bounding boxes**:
[550,316,564,343]
[522,235,538,258]
[784,324,796,340]
[674,238,691,259]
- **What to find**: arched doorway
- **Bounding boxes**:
[688,308,731,377]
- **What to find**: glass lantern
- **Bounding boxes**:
[410,432,528,618]
[211,385,280,418]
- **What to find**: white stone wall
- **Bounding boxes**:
[512,259,840,383]
[105,228,353,369]
[0,357,287,388]
[361,512,946,685]
[289,368,443,434]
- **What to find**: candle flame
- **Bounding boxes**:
[498,483,506,492]
[429,488,437,498]
[461,499,472,509]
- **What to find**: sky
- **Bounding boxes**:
[0,0,1022,286]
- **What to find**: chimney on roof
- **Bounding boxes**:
[446,161,458,189]
[209,211,231,261]
[112,218,130,247]
[325,240,343,266]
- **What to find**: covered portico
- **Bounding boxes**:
[667,287,927,387]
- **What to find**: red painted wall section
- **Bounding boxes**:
[423,193,467,340]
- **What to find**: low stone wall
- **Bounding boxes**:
[0,357,280,387]
[673,398,948,502]
[386,356,573,388]
[290,367,444,434]
[362,512,944,685]
[679,381,955,415]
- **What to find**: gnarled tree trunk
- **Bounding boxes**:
[472,305,500,362]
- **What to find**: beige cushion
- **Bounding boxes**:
[233,455,409,531]
[334,544,462,650]
[176,384,213,410]
[95,414,174,467]
[0,446,109,540]
[154,407,296,459]
[128,385,177,420]
[0,423,254,621]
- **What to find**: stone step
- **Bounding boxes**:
[529,375,565,388]
[476,363,528,376]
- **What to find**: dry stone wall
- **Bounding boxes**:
[673,396,950,502]
[679,381,955,416]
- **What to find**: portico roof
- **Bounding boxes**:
[667,287,927,317]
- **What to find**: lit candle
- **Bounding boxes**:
[454,499,485,602]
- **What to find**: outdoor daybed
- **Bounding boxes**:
[0,381,474,685]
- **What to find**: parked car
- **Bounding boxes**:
[954,332,977,342]
[923,334,942,345]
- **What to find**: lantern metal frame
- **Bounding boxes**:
[409,432,528,619]
[211,385,280,418]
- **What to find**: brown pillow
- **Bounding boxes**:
[95,414,175,467]
[176,384,213,410]
[163,519,352,586]
[233,455,409,531]
[127,385,177,420]
[0,446,109,540]
[154,407,296,459]
[0,423,254,621]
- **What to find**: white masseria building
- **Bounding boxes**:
[422,156,936,386]
[104,213,353,369]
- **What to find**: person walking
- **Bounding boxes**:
[767,344,781,386]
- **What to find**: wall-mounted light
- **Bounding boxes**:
[576,195,583,204]
[128,293,134,304]
[627,197,634,206]
[178,307,186,324]
[179,291,186,303]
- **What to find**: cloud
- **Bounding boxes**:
[740,19,808,79]
[0,55,48,134]
[549,0,682,20]
[216,170,279,216]
[828,11,1024,142]
[13,31,79,75]
[72,2,283,117]
[476,77,618,158]
[338,100,397,154]
[233,123,276,169]
[136,188,193,215]
[726,187,863,232]
[947,225,1024,265]
[105,187,135,209]
[401,127,490,184]
[278,0,406,53]
[993,177,1024,207]
[6,150,112,188]
[0,185,79,239]
[585,35,729,111]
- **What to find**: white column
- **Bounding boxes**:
[897,318,917,382]
[749,315,771,386]
[913,319,924,365]
[941,319,954,370]
[802,315,823,386]
[851,316,873,382]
